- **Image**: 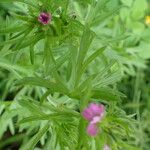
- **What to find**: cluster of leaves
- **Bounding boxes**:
[118,0,150,149]
[0,0,149,150]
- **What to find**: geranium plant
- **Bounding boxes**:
[0,0,149,150]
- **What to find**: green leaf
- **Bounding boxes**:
[44,37,52,71]
[18,99,45,116]
[93,71,122,87]
[0,25,25,34]
[131,0,147,20]
[0,0,39,8]
[49,51,70,74]
[128,21,145,34]
[77,27,94,68]
[86,0,110,25]
[82,46,106,71]
[75,27,94,86]
[75,47,105,88]
[12,33,42,51]
[91,87,125,101]
[10,12,33,22]
[0,59,29,77]
[20,122,50,150]
[11,27,32,51]
[19,113,76,124]
[91,5,122,27]
[30,44,35,64]
[0,33,42,50]
[95,132,106,150]
[16,77,69,94]
[121,0,133,7]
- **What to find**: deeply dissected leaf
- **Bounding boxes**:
[20,122,50,150]
[91,87,125,101]
[16,77,69,94]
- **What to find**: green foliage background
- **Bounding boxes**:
[0,0,150,150]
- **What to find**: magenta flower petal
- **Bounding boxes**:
[104,144,111,150]
[82,103,105,122]
[82,103,105,137]
[82,107,94,121]
[38,12,51,25]
[87,123,98,136]
[89,103,104,117]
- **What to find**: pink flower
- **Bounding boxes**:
[38,12,51,25]
[104,144,111,150]
[82,103,104,122]
[82,103,105,136]
[87,123,98,136]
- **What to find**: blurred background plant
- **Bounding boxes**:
[0,0,149,150]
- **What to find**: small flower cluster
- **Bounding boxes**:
[82,103,104,136]
[38,12,52,25]
[82,103,111,150]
